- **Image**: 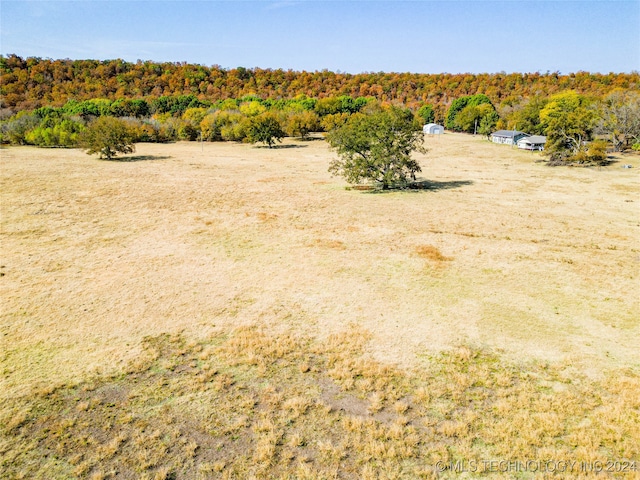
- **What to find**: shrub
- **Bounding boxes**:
[78,116,135,159]
[1,111,39,144]
[24,118,84,147]
[285,111,320,139]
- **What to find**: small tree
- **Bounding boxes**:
[285,111,320,140]
[79,116,135,159]
[596,90,640,151]
[417,104,435,124]
[326,105,426,190]
[246,112,285,148]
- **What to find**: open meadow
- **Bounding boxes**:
[1,133,639,478]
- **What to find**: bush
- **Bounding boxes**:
[285,111,320,139]
[78,116,135,159]
[548,140,609,167]
[200,111,248,142]
[1,111,39,144]
[24,118,84,147]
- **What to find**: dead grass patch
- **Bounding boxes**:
[311,238,347,250]
[3,326,637,478]
[256,211,278,222]
[415,244,453,261]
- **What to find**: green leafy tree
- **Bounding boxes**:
[417,104,435,124]
[478,111,499,138]
[211,111,249,142]
[110,98,150,118]
[291,94,318,111]
[326,105,426,190]
[314,97,342,116]
[182,107,208,126]
[78,116,135,159]
[320,112,350,132]
[246,112,285,147]
[505,96,548,135]
[540,91,597,163]
[25,117,84,147]
[454,103,498,134]
[239,100,267,117]
[445,94,493,130]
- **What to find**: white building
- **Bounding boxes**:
[490,130,529,145]
[517,135,547,151]
[423,123,444,135]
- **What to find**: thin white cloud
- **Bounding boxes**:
[265,1,302,10]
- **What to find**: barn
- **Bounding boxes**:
[490,130,529,145]
[517,135,547,151]
[423,123,444,135]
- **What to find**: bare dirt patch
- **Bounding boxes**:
[1,134,639,397]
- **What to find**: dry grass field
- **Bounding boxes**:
[1,133,639,478]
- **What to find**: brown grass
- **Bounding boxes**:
[1,326,638,478]
[1,134,638,477]
[415,245,453,261]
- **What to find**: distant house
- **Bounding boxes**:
[423,123,444,135]
[490,130,529,145]
[517,135,546,151]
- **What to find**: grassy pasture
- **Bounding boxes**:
[1,133,639,478]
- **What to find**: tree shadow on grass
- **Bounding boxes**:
[103,155,172,162]
[354,179,473,193]
[253,144,308,149]
[297,135,325,142]
[407,179,474,191]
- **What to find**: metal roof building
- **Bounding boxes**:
[490,130,529,145]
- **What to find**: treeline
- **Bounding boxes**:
[2,55,639,165]
[2,54,638,117]
[0,93,374,147]
[3,88,639,163]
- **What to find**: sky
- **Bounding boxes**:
[1,0,639,74]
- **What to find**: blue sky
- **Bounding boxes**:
[1,0,638,74]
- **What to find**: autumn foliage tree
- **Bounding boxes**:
[540,91,598,164]
[284,111,320,139]
[2,55,638,114]
[596,90,640,151]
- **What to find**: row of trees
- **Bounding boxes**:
[0,94,376,147]
[2,54,638,114]
[3,89,638,167]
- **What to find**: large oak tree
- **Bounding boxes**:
[326,105,426,190]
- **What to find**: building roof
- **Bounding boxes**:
[518,135,547,144]
[491,130,529,138]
